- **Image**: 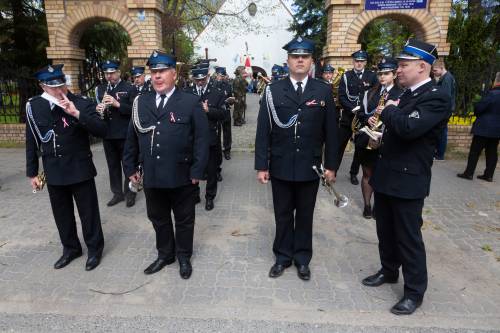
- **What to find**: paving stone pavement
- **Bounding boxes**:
[0,93,499,332]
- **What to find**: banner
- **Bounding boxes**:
[365,0,427,10]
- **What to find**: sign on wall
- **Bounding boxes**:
[365,0,427,10]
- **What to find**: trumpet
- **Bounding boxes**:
[128,165,144,193]
[312,165,349,208]
[33,171,46,193]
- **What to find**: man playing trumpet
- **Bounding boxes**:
[26,64,106,271]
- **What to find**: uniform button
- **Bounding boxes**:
[157,155,160,159]
[403,167,407,171]
[297,135,300,139]
[57,144,60,147]
[298,108,302,112]
[156,131,160,135]
[157,121,160,125]
[296,148,300,152]
[53,124,56,128]
[156,144,160,147]
[58,155,62,157]
[378,154,382,158]
[298,121,301,125]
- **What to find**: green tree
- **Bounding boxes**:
[288,0,326,59]
[446,0,499,114]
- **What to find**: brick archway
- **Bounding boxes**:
[323,0,452,69]
[44,0,165,92]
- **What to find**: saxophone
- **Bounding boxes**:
[359,90,388,149]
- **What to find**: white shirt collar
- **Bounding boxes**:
[410,78,432,92]
[289,76,308,91]
[155,87,176,108]
[382,84,394,93]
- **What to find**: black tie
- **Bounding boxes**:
[398,89,412,106]
[356,72,362,79]
[157,94,166,112]
[296,81,303,100]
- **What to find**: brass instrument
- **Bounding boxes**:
[350,104,362,135]
[312,165,349,208]
[128,165,144,193]
[257,72,270,97]
[359,90,387,149]
[332,67,345,106]
[32,171,46,193]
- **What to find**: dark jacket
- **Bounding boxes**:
[26,92,106,186]
[96,80,137,140]
[135,80,152,95]
[471,86,500,138]
[123,89,209,189]
[436,71,456,111]
[370,80,451,199]
[185,80,226,146]
[255,77,338,181]
[338,69,378,127]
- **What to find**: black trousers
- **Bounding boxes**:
[222,107,232,152]
[144,184,197,261]
[103,139,133,197]
[216,124,223,172]
[374,191,427,301]
[47,179,104,257]
[337,125,361,175]
[206,145,219,200]
[463,135,499,178]
[271,177,320,266]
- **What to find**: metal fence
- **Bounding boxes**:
[0,75,41,124]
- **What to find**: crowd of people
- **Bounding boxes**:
[24,35,499,316]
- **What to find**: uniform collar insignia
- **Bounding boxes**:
[297,36,302,42]
[153,51,158,57]
[47,65,54,73]
[409,111,420,119]
[106,60,110,64]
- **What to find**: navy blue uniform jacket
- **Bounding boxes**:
[255,77,338,182]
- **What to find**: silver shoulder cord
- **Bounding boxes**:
[343,73,360,103]
[131,95,156,155]
[26,101,57,156]
[265,85,297,130]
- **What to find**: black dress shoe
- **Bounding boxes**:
[126,193,136,207]
[390,297,422,315]
[224,151,231,160]
[195,195,201,204]
[144,257,175,275]
[477,174,493,182]
[217,172,223,182]
[107,194,124,206]
[363,205,372,219]
[179,260,192,279]
[205,198,214,211]
[362,271,398,287]
[85,255,101,271]
[268,262,291,278]
[457,173,473,180]
[296,265,311,281]
[54,252,82,269]
[350,174,359,185]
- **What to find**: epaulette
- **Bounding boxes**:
[28,95,42,102]
[313,77,330,86]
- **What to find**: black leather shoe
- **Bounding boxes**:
[477,174,493,182]
[85,255,101,271]
[362,271,398,287]
[457,173,473,180]
[224,151,231,160]
[205,198,214,211]
[296,265,311,281]
[195,195,201,204]
[390,297,422,315]
[179,260,192,279]
[54,252,82,269]
[144,257,175,275]
[217,172,223,182]
[363,205,372,219]
[268,262,291,278]
[126,193,136,207]
[350,174,359,185]
[107,194,124,206]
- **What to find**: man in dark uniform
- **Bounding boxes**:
[186,67,226,211]
[26,64,106,271]
[123,50,209,279]
[255,37,338,281]
[362,39,451,315]
[131,66,151,94]
[337,50,377,185]
[95,60,138,207]
[321,64,335,84]
[214,67,234,161]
